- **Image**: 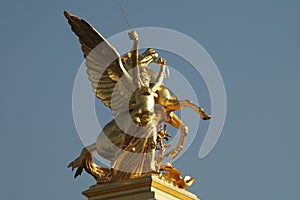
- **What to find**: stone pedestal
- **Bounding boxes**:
[82,175,200,200]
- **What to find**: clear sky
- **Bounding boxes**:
[0,0,299,200]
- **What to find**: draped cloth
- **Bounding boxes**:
[111,118,158,180]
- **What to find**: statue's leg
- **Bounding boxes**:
[163,99,211,120]
[164,112,188,158]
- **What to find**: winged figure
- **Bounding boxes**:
[64,11,211,185]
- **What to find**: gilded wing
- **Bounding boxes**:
[64,11,134,115]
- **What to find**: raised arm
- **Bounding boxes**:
[152,58,166,92]
[128,30,141,88]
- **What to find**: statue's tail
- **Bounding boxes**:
[68,144,109,180]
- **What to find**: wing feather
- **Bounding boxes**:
[64,11,133,115]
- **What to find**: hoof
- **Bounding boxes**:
[202,115,211,120]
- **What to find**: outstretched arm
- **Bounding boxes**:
[152,58,166,92]
[128,30,141,88]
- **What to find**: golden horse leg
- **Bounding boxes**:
[163,99,211,120]
[164,112,188,158]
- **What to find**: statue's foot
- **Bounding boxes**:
[199,108,211,120]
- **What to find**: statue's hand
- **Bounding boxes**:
[128,30,138,41]
[156,57,166,67]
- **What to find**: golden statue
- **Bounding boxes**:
[64,11,211,189]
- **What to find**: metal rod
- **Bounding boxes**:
[118,2,132,29]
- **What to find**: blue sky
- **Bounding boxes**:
[0,0,299,199]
